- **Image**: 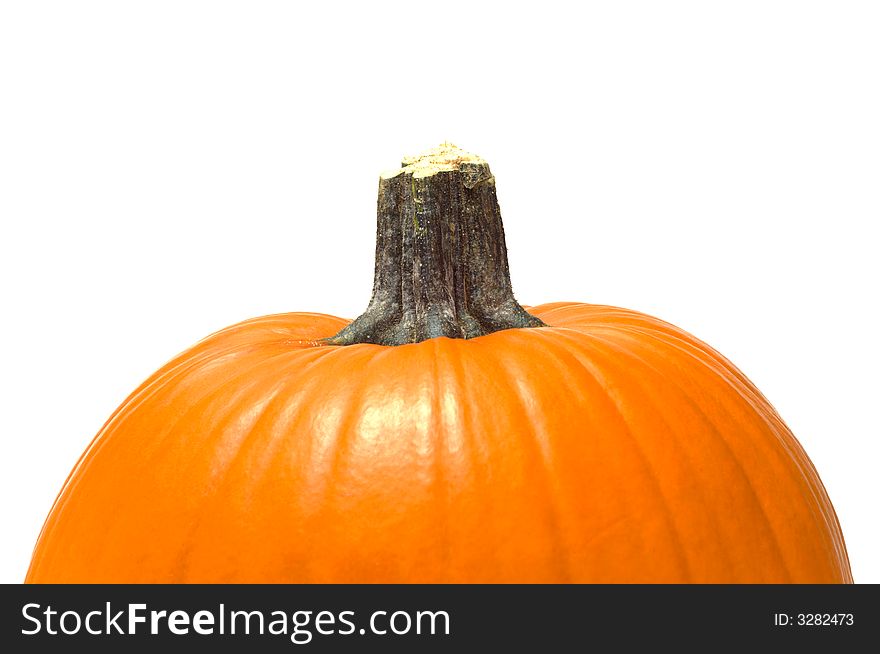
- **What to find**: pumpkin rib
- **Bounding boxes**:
[510,326,685,580]
[27,343,282,582]
[323,348,379,493]
[527,326,697,581]
[604,320,850,580]
[523,329,657,580]
[168,349,334,582]
[138,345,316,471]
[484,331,591,581]
[553,331,696,582]
[428,339,455,579]
[446,338,489,578]
[32,342,241,537]
[321,346,416,581]
[157,344,365,582]
[548,326,743,580]
[299,346,371,486]
[491,332,576,582]
[140,349,325,581]
[432,338,470,582]
[440,338,500,580]
[582,316,849,582]
[241,348,361,582]
[581,327,793,582]
[264,345,368,582]
[601,319,781,426]
[524,325,689,584]
[32,343,335,582]
[559,314,799,490]
[815,480,854,581]
[685,388,822,582]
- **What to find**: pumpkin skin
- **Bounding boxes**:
[26,302,851,583]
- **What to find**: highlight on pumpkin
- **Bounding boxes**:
[25,146,851,584]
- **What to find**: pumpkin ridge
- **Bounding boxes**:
[324,349,398,580]
[171,344,370,582]
[606,320,847,574]
[428,339,454,580]
[606,319,779,421]
[269,347,380,582]
[492,331,576,581]
[543,327,745,579]
[170,348,338,582]
[511,329,627,579]
[540,328,694,582]
[583,327,792,581]
[27,344,273,581]
[688,382,825,583]
[588,322,849,581]
[602,323,770,411]
[31,344,329,582]
[438,339,498,579]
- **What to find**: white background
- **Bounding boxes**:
[1,1,878,583]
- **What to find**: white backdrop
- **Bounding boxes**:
[1,1,877,583]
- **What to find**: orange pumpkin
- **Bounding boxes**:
[27,145,851,583]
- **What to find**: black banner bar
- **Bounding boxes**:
[1,584,876,651]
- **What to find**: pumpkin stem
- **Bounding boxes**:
[327,143,544,346]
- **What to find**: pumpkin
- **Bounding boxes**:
[27,145,851,583]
